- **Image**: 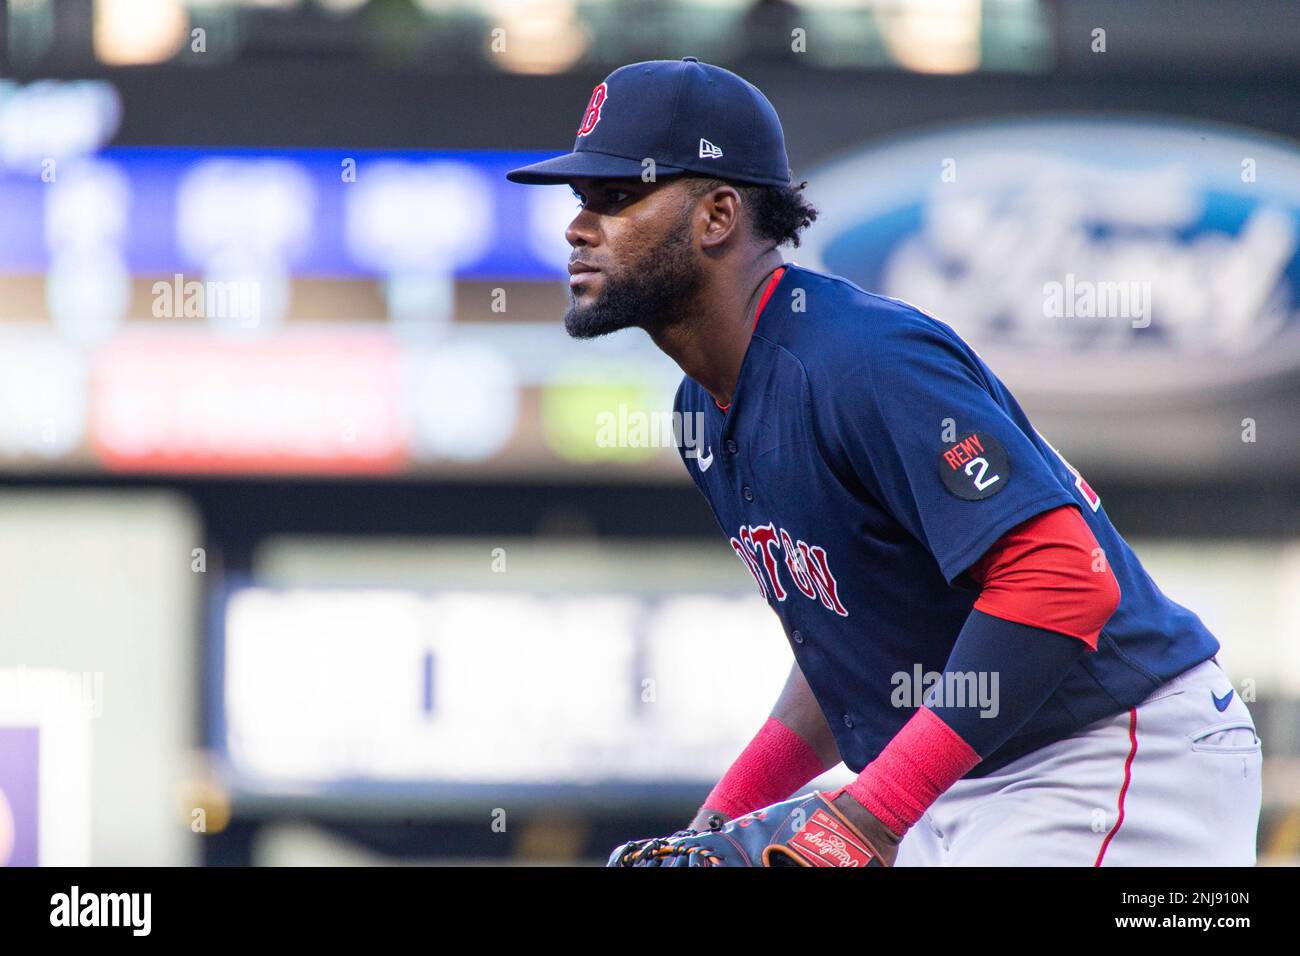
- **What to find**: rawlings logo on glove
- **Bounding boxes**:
[607,791,889,867]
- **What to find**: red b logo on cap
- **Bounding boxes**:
[576,83,608,137]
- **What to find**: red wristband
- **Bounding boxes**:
[702,716,831,820]
[829,707,981,837]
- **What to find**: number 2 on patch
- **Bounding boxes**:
[965,456,1000,491]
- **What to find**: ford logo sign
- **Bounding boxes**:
[800,117,1300,400]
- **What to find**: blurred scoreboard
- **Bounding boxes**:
[0,146,571,281]
[0,144,685,479]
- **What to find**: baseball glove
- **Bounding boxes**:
[606,790,889,867]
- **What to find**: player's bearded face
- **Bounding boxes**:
[563,198,703,340]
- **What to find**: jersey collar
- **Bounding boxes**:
[715,264,788,414]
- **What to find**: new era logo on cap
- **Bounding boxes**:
[699,138,723,159]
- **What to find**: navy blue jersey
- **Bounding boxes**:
[674,264,1218,777]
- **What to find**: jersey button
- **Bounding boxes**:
[725,439,738,454]
[842,714,854,729]
[742,485,754,501]
[792,630,804,645]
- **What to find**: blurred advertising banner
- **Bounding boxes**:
[90,331,408,474]
[801,116,1300,475]
[0,727,39,866]
[0,669,94,866]
[211,583,849,804]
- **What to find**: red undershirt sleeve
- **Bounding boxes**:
[964,503,1121,649]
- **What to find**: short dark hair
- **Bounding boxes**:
[680,173,819,249]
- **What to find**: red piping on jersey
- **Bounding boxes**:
[716,266,786,413]
[753,266,785,330]
[1094,707,1138,866]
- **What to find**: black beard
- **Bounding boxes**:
[563,229,703,340]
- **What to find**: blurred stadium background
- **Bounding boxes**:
[0,0,1298,866]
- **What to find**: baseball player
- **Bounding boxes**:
[506,58,1262,866]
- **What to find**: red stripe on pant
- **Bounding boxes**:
[1094,707,1138,866]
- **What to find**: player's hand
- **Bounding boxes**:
[606,791,895,867]
[827,788,902,866]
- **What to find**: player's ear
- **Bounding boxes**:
[696,184,743,250]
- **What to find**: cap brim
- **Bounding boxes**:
[505,150,686,185]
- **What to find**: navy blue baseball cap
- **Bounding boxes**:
[505,57,791,188]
